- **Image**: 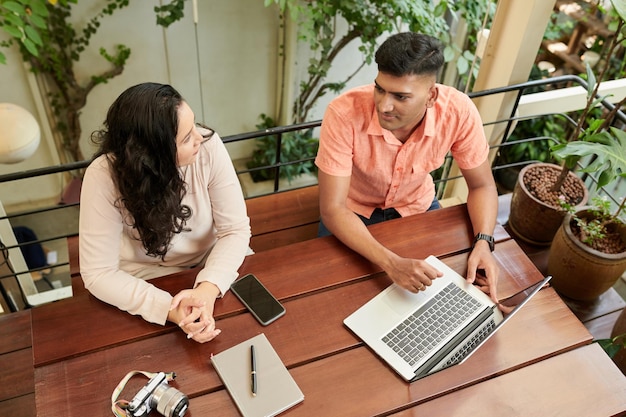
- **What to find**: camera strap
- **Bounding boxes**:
[111,370,177,417]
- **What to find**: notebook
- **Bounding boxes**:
[211,333,304,417]
[344,255,551,381]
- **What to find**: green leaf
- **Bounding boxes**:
[456,56,469,75]
[597,338,622,358]
[3,24,23,38]
[2,1,25,14]
[0,51,6,65]
[4,11,23,27]
[439,2,452,16]
[585,118,605,136]
[443,45,456,62]
[24,24,42,46]
[22,36,38,56]
[585,63,596,98]
[610,0,626,23]
[552,128,626,189]
[28,0,49,17]
[28,13,47,29]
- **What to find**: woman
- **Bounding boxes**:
[79,82,251,343]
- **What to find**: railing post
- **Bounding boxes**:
[442,0,557,203]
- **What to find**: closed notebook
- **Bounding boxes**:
[211,333,304,417]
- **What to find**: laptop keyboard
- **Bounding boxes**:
[443,318,496,366]
[381,283,482,366]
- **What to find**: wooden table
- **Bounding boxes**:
[28,204,626,416]
[0,309,35,417]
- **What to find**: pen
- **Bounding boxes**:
[251,345,257,397]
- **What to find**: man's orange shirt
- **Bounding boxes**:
[315,83,488,218]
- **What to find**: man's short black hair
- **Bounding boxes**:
[375,32,444,77]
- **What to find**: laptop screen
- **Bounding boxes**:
[415,275,552,380]
[497,277,551,317]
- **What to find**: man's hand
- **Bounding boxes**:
[461,160,500,303]
[466,241,499,303]
[384,255,443,293]
[169,282,222,343]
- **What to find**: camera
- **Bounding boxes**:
[126,372,189,417]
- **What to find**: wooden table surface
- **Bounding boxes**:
[28,204,626,416]
[0,309,35,417]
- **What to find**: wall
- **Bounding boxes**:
[0,34,61,209]
[0,0,283,208]
[0,0,383,210]
[281,16,379,124]
[73,0,282,161]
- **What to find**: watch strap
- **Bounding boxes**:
[473,233,495,252]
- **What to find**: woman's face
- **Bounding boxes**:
[175,101,204,166]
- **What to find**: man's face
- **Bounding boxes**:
[374,71,438,141]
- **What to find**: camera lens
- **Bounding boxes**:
[151,384,189,417]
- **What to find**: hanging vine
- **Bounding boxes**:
[265,0,496,123]
[1,0,189,165]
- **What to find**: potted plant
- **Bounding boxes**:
[493,65,567,193]
[505,109,591,246]
[494,122,559,193]
[600,310,626,374]
[507,0,626,246]
[245,114,318,183]
[546,123,626,301]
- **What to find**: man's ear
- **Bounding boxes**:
[426,85,438,108]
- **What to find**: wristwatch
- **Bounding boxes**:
[473,233,495,252]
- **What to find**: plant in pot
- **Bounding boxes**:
[507,0,626,246]
[494,114,565,193]
[246,114,318,184]
[547,126,626,301]
[599,309,626,374]
[505,85,594,246]
[494,65,565,193]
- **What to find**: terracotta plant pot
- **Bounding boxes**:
[508,163,588,246]
[610,308,626,375]
[548,210,626,301]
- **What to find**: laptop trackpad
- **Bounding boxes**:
[383,285,424,317]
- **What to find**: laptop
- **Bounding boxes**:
[344,255,551,381]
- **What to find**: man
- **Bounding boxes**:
[315,32,499,302]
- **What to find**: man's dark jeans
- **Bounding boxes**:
[317,197,441,237]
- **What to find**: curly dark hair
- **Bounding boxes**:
[91,82,192,259]
[375,32,444,78]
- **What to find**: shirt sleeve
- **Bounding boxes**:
[315,104,355,177]
[193,136,251,295]
[449,93,489,170]
[79,157,173,325]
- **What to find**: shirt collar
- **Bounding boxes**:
[366,107,401,145]
[366,106,436,144]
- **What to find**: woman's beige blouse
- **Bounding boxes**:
[79,133,251,324]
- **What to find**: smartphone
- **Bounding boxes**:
[230,274,286,326]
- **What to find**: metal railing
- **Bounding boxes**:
[0,74,624,311]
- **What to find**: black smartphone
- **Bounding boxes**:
[230,274,286,326]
